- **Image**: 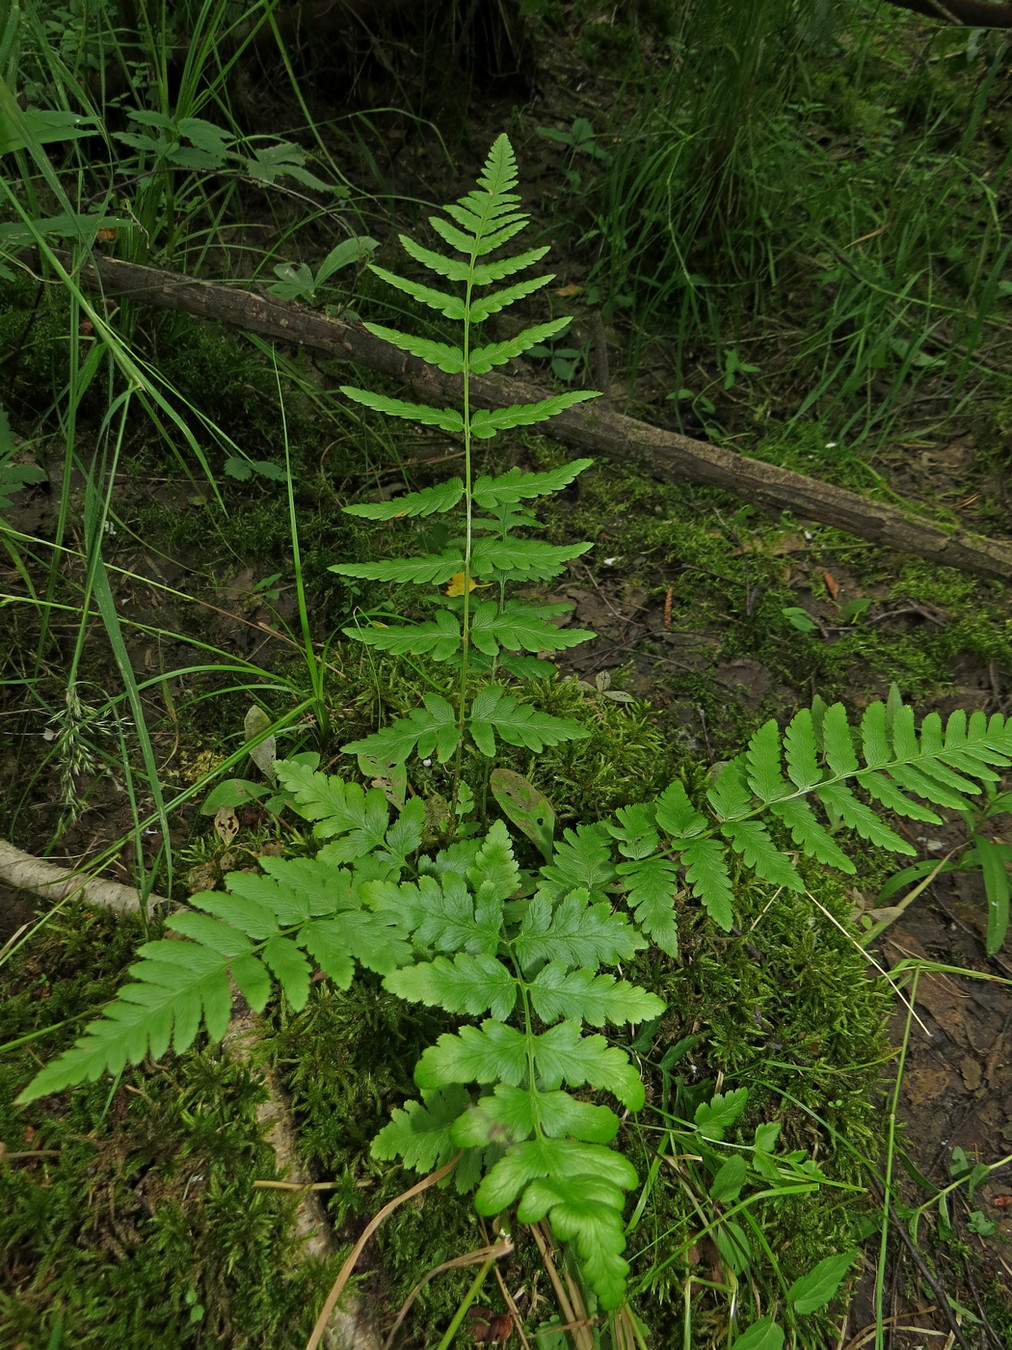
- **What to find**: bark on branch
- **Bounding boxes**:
[36,249,1012,582]
[884,0,1012,26]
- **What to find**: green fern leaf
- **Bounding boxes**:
[261,934,312,1011]
[413,871,503,955]
[469,392,600,439]
[469,820,521,907]
[468,319,573,373]
[273,764,389,852]
[886,763,969,811]
[475,1134,638,1212]
[356,323,465,374]
[815,781,915,853]
[859,701,892,768]
[859,770,941,823]
[681,838,735,931]
[513,890,644,973]
[468,686,589,756]
[468,273,555,323]
[707,759,753,821]
[342,696,461,764]
[454,1086,618,1148]
[342,478,464,519]
[429,211,523,255]
[766,798,856,871]
[345,612,461,661]
[338,385,464,432]
[694,1086,749,1141]
[720,821,803,892]
[823,703,860,777]
[607,802,660,860]
[783,709,823,791]
[371,1086,473,1172]
[890,703,919,761]
[539,825,616,902]
[469,601,593,657]
[365,265,466,320]
[189,885,282,940]
[470,537,592,579]
[387,953,517,1021]
[653,780,708,839]
[16,940,235,1103]
[528,963,666,1027]
[414,1020,529,1089]
[400,233,550,286]
[615,855,681,956]
[470,607,572,659]
[745,719,790,803]
[302,911,412,980]
[527,1022,645,1109]
[438,207,527,255]
[329,553,463,585]
[472,459,593,508]
[514,1167,632,1311]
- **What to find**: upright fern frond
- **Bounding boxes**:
[329,134,602,769]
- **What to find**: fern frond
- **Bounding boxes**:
[470,537,592,578]
[356,325,465,375]
[469,601,593,657]
[365,265,466,320]
[344,612,462,662]
[341,695,461,764]
[469,392,600,438]
[342,478,464,520]
[399,234,550,286]
[615,856,681,956]
[329,553,463,585]
[468,274,556,323]
[513,889,645,973]
[468,686,589,756]
[338,385,464,432]
[18,848,412,1105]
[472,459,594,508]
[468,319,573,373]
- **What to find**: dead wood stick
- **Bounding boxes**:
[0,838,172,915]
[35,249,1012,582]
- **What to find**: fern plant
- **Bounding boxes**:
[17,136,1012,1331]
[330,132,600,775]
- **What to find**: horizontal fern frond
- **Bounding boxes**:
[338,386,464,433]
[469,319,573,373]
[472,459,593,507]
[469,392,600,438]
[618,698,1012,933]
[17,853,413,1105]
[344,612,462,661]
[342,478,464,520]
[329,553,463,585]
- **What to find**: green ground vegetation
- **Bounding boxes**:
[2,2,1012,1347]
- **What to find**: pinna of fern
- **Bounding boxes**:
[328,134,601,769]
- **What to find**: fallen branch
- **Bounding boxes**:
[36,249,1012,582]
[0,838,171,915]
[0,839,382,1350]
